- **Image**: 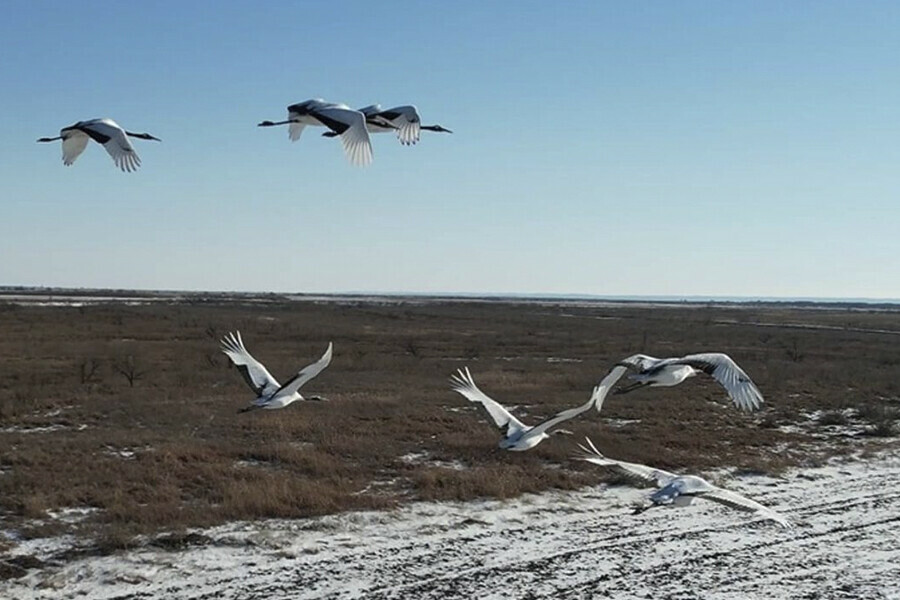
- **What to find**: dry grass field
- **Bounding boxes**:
[1,293,898,560]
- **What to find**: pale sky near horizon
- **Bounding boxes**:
[1,1,898,299]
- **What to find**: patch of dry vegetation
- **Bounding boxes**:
[0,297,899,555]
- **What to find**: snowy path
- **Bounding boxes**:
[5,452,900,600]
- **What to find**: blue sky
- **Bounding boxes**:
[1,1,898,298]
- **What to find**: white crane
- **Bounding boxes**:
[323,105,451,145]
[613,352,764,412]
[37,118,160,172]
[220,331,333,413]
[576,437,791,528]
[258,99,373,166]
[449,365,627,451]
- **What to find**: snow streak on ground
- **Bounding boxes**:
[4,452,900,600]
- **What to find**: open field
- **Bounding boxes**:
[1,293,899,594]
[5,450,899,599]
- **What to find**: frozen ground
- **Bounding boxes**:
[3,451,899,600]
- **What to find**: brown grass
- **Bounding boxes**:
[0,295,899,550]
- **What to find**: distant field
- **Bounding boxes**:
[1,295,898,557]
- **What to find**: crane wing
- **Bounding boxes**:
[576,437,677,487]
[101,135,141,172]
[701,486,792,528]
[678,353,764,411]
[378,105,421,145]
[221,331,280,397]
[60,129,90,166]
[309,106,373,166]
[269,342,334,401]
[449,368,527,437]
[592,365,629,413]
[78,120,141,172]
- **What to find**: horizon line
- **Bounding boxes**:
[1,285,899,306]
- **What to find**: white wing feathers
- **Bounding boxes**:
[576,437,677,487]
[449,368,527,437]
[61,132,89,166]
[680,353,764,412]
[269,342,334,401]
[320,107,372,166]
[384,106,421,145]
[702,487,792,528]
[102,134,141,173]
[288,123,306,141]
[593,365,629,413]
[221,331,280,397]
[85,119,143,173]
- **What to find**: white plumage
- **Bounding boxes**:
[220,331,333,412]
[37,118,160,172]
[577,437,792,528]
[449,365,627,451]
[614,352,764,412]
[357,104,452,145]
[258,99,373,166]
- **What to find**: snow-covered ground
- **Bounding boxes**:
[3,451,899,600]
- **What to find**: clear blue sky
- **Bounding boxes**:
[1,1,898,298]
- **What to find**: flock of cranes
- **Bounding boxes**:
[38,95,790,532]
[37,99,451,171]
[220,331,791,529]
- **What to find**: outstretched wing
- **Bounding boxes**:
[701,486,792,528]
[449,367,527,437]
[286,106,306,141]
[677,353,764,412]
[592,365,629,413]
[309,105,373,166]
[269,342,334,400]
[221,331,280,397]
[576,437,677,487]
[376,105,421,145]
[81,119,142,172]
[60,128,90,166]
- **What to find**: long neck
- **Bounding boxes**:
[37,136,62,142]
[258,119,295,127]
[125,131,158,141]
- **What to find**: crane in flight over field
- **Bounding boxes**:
[221,331,333,413]
[322,104,451,146]
[613,352,764,412]
[37,118,160,172]
[449,365,627,451]
[576,437,791,528]
[258,99,374,166]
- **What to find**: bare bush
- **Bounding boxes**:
[858,404,898,437]
[817,410,849,427]
[79,358,102,384]
[112,355,147,387]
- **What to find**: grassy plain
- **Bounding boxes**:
[0,294,898,551]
